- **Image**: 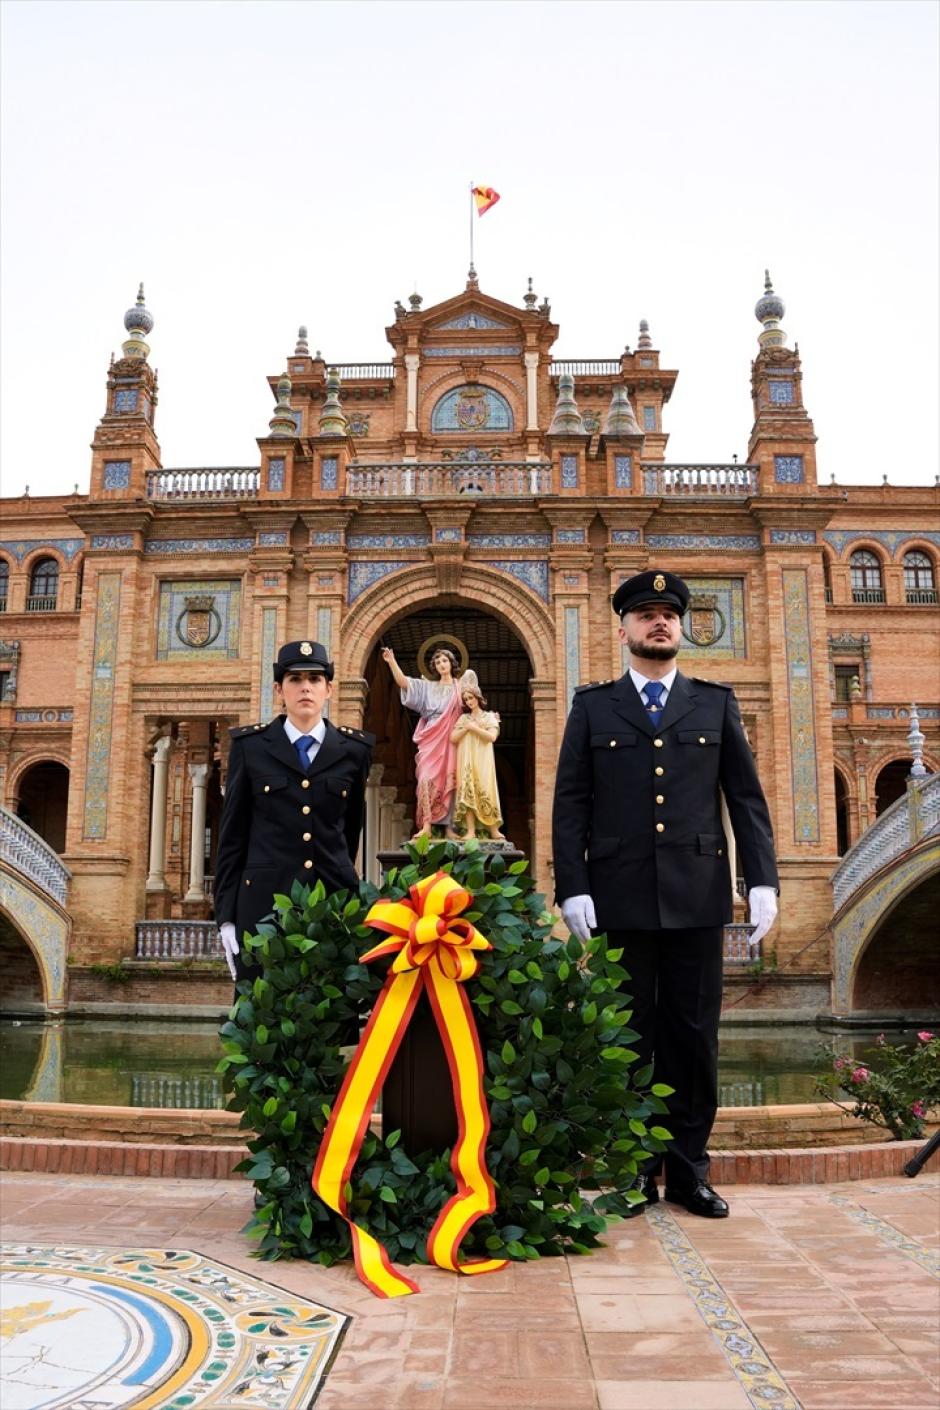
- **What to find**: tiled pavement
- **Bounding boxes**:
[1,1170,937,1410]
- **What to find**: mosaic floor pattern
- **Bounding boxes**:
[0,1245,347,1410]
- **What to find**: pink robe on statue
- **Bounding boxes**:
[401,671,478,828]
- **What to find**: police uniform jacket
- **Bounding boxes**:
[552,671,778,931]
[214,715,373,941]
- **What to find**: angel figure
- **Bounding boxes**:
[451,683,505,840]
[381,644,479,839]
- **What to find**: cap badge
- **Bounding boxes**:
[653,574,666,592]
[300,642,313,656]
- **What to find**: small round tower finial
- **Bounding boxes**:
[638,318,652,350]
[524,276,538,311]
[124,283,154,336]
[295,325,310,356]
[754,269,787,348]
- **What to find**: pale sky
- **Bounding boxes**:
[1,0,937,498]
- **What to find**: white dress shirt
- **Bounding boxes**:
[283,716,327,765]
[629,665,677,710]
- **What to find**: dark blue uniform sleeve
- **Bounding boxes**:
[551,691,594,904]
[214,738,251,925]
[343,745,371,868]
[719,691,779,892]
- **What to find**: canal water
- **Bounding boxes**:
[1,1018,924,1110]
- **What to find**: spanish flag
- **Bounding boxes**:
[472,185,500,215]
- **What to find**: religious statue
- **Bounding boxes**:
[451,683,505,840]
[381,643,479,839]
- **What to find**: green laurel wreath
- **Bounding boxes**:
[218,841,672,1265]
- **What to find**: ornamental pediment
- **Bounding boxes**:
[431,310,512,331]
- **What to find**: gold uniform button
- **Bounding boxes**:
[303,832,311,841]
[341,789,347,797]
[304,859,313,870]
[654,738,664,749]
[718,848,723,856]
[655,766,664,776]
[656,823,665,833]
[699,736,707,744]
[263,785,270,793]
[656,795,665,805]
[301,779,310,789]
[610,740,617,748]
[244,879,251,886]
[302,804,311,814]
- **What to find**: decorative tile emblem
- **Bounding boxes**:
[647,534,762,552]
[347,534,429,549]
[685,594,725,646]
[346,412,370,436]
[177,593,221,648]
[677,577,747,659]
[103,461,131,490]
[489,559,550,601]
[561,454,579,489]
[0,1245,346,1410]
[643,406,657,431]
[435,311,511,329]
[425,345,521,358]
[782,567,820,842]
[83,572,121,839]
[348,560,409,602]
[435,527,463,542]
[774,455,805,483]
[614,455,632,489]
[257,530,289,546]
[556,529,585,544]
[260,606,277,720]
[611,529,642,545]
[469,534,551,548]
[145,538,254,556]
[770,529,816,545]
[91,533,135,551]
[582,410,601,434]
[113,389,138,412]
[769,380,795,404]
[311,530,342,546]
[431,385,514,431]
[267,457,285,491]
[320,456,338,491]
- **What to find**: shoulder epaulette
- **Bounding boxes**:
[574,679,614,694]
[229,721,266,738]
[691,677,733,691]
[336,724,376,746]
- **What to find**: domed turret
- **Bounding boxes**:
[755,270,787,348]
[122,282,153,359]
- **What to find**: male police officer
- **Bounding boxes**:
[214,641,374,982]
[552,571,779,1217]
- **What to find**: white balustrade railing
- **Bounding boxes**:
[333,363,396,380]
[551,360,621,377]
[0,804,71,905]
[718,1080,766,1107]
[643,464,759,497]
[723,923,758,963]
[134,920,224,960]
[832,773,940,911]
[146,468,260,500]
[347,462,551,498]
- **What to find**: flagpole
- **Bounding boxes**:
[469,181,474,272]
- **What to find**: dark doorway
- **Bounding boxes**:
[834,768,850,856]
[0,914,45,1011]
[16,761,70,853]
[874,760,911,817]
[363,603,533,856]
[853,871,940,1012]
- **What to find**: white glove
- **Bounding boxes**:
[561,894,596,943]
[747,887,778,953]
[219,922,239,982]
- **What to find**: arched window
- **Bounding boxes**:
[904,550,937,603]
[28,557,59,612]
[849,550,884,604]
[431,385,514,433]
[0,558,8,611]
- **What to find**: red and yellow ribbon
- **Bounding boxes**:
[311,871,508,1298]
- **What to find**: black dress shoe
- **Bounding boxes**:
[624,1173,660,1218]
[664,1181,729,1218]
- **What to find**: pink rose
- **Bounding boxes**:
[911,1101,926,1118]
[876,1033,886,1045]
[833,1057,846,1070]
[917,1031,935,1042]
[851,1067,870,1084]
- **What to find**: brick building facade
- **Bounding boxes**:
[1,273,937,1009]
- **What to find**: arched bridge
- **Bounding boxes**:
[830,773,940,1013]
[0,804,71,1013]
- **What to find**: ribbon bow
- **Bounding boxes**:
[312,871,507,1298]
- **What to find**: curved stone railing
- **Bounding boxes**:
[347,462,551,498]
[832,773,940,911]
[0,805,71,905]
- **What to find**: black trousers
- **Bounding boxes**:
[607,926,724,1188]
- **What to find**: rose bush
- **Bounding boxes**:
[817,1030,940,1141]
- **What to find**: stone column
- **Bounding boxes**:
[404,353,420,432]
[365,763,385,884]
[524,351,539,431]
[184,762,210,901]
[145,736,172,892]
[378,785,398,850]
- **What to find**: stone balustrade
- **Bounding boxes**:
[643,464,760,497]
[130,1073,224,1109]
[723,922,758,964]
[135,921,224,960]
[832,773,939,911]
[333,363,396,380]
[551,360,621,377]
[146,468,260,501]
[347,462,551,498]
[0,804,71,905]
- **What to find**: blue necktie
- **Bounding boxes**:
[645,682,665,719]
[293,734,314,770]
